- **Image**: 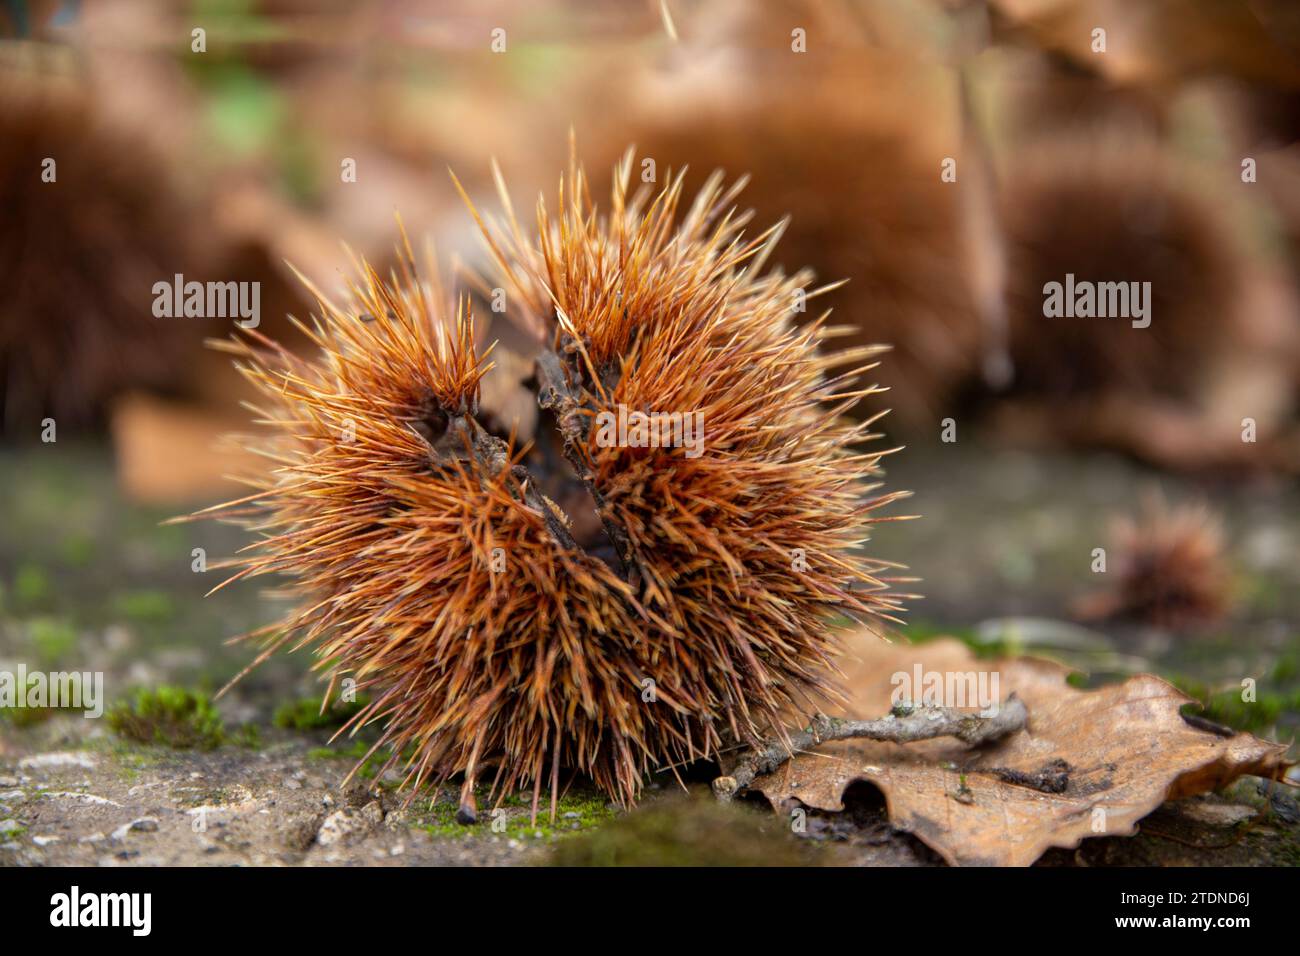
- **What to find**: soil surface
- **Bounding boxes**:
[2,438,1297,866]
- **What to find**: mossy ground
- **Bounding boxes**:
[550,798,828,866]
[301,739,618,840]
[0,439,1295,865]
[410,787,617,841]
[107,686,226,750]
[273,694,369,731]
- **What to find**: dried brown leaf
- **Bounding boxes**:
[737,634,1289,866]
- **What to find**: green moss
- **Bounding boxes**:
[1270,653,1299,684]
[107,686,225,750]
[549,798,822,866]
[414,801,477,838]
[1236,574,1284,615]
[0,705,54,727]
[307,740,372,762]
[233,723,262,749]
[412,786,617,841]
[273,694,369,731]
[307,737,453,787]
[60,534,95,568]
[307,746,347,761]
[12,564,51,608]
[109,745,167,776]
[306,739,386,778]
[900,620,979,646]
[27,617,77,664]
[1173,676,1300,734]
[111,590,176,624]
[498,789,614,838]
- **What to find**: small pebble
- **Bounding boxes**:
[1180,802,1256,827]
[44,791,120,806]
[110,817,159,841]
[18,752,96,770]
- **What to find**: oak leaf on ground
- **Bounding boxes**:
[733,633,1289,865]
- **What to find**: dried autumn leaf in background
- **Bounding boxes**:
[734,634,1288,866]
[110,395,266,503]
[989,0,1300,89]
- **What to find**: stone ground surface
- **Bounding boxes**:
[2,727,1296,867]
[0,729,563,866]
[1,439,1297,866]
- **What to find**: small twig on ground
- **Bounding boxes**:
[712,695,1029,801]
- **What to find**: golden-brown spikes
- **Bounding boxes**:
[205,150,912,817]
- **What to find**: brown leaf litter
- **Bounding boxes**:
[732,632,1289,866]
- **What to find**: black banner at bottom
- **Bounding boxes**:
[2,865,1294,942]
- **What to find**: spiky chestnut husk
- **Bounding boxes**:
[0,74,204,433]
[1074,494,1231,630]
[583,81,980,431]
[999,135,1242,402]
[208,155,910,812]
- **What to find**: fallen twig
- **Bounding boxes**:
[712,696,1029,801]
